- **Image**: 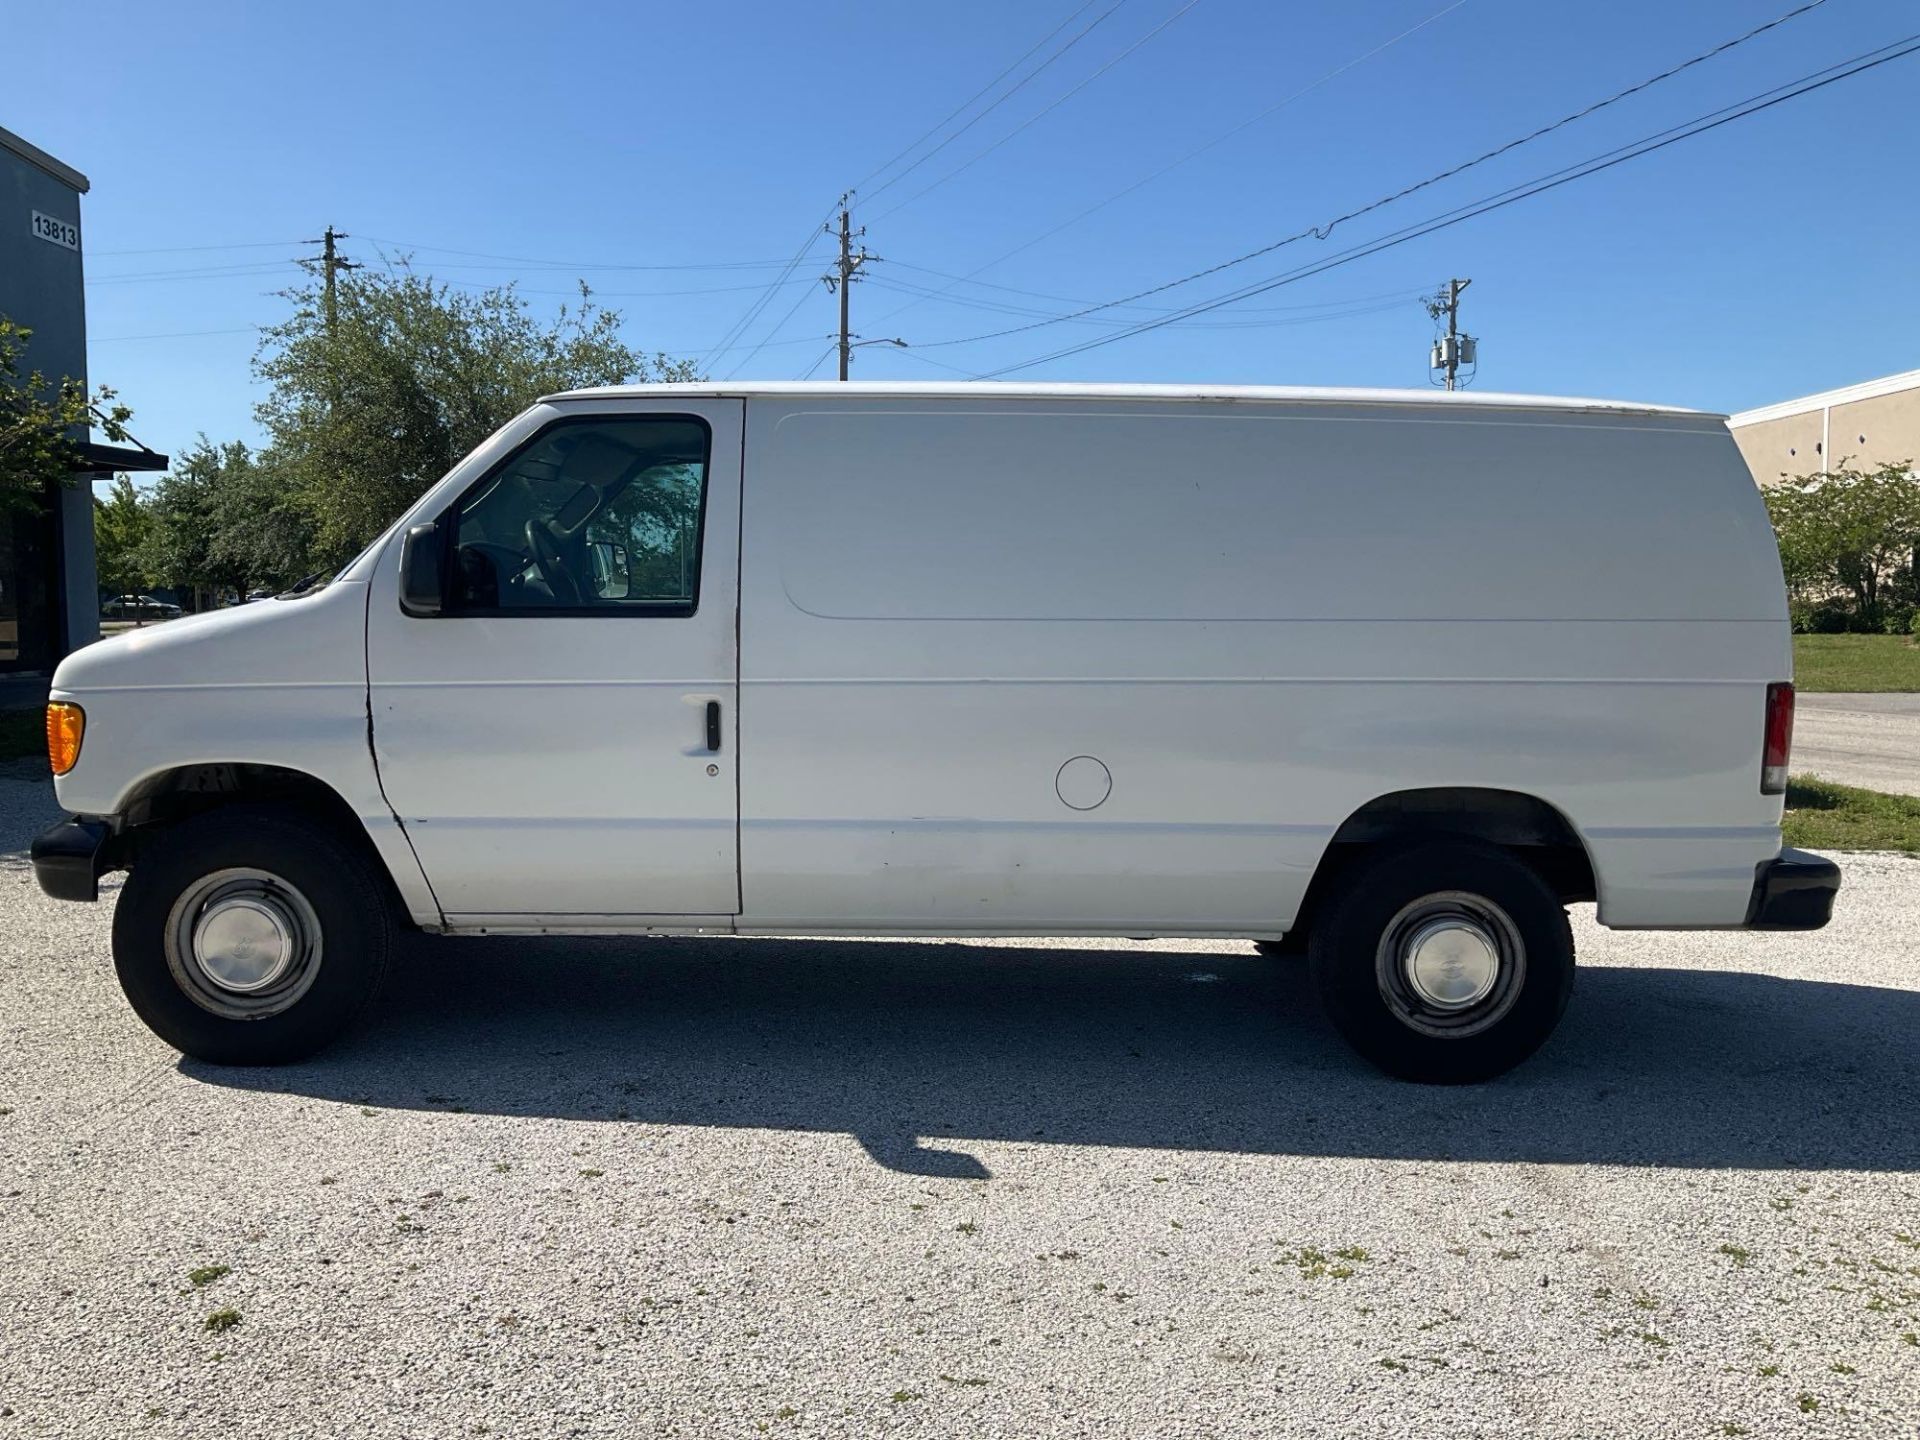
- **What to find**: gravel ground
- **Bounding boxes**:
[1796,693,1920,798]
[0,767,1916,1439]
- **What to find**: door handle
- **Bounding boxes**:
[705,700,722,753]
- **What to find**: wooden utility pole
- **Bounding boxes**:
[1443,277,1467,391]
[825,200,871,380]
[1426,278,1474,390]
[305,226,361,330]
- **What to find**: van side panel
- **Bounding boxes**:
[736,398,1788,933]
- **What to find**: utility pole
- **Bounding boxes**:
[1425,277,1475,390]
[823,198,873,381]
[304,226,362,331]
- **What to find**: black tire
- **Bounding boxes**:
[1253,933,1307,959]
[1307,840,1573,1083]
[112,805,393,1064]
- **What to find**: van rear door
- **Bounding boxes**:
[365,397,743,923]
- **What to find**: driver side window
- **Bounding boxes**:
[447,414,711,614]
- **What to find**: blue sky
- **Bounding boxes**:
[10,0,1919,465]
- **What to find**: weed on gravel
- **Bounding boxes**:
[202,1308,241,1334]
[1277,1244,1369,1280]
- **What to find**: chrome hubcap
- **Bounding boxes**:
[164,868,324,1020]
[1375,890,1525,1039]
[192,894,298,992]
[1402,917,1500,1010]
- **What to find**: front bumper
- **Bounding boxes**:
[1746,847,1841,930]
[30,817,113,903]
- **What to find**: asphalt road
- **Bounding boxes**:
[1796,692,1920,798]
[1,765,1916,1438]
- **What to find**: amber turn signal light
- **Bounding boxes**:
[46,702,84,777]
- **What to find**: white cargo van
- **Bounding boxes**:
[33,383,1837,1081]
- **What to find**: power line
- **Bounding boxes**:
[981,32,1920,376]
[692,333,830,360]
[868,0,1470,327]
[859,0,1131,205]
[889,347,989,379]
[724,270,827,380]
[357,235,797,271]
[849,0,1108,198]
[703,204,838,366]
[86,260,304,285]
[380,271,821,300]
[909,0,1844,353]
[871,0,1207,224]
[88,239,305,257]
[90,326,262,343]
[796,343,838,380]
[886,260,1428,315]
[869,273,1422,328]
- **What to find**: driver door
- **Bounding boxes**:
[367,398,742,923]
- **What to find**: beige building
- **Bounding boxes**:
[1728,367,1920,485]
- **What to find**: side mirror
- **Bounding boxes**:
[399,522,444,616]
[589,540,632,600]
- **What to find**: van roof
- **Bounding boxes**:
[542,380,1720,420]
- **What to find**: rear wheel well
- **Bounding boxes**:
[114,764,409,919]
[1289,787,1596,939]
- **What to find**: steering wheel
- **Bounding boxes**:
[525,517,585,607]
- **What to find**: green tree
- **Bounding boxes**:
[0,316,133,513]
[141,438,259,605]
[1766,460,1920,628]
[207,449,313,593]
[93,475,152,596]
[254,269,697,565]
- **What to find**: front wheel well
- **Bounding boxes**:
[1290,787,1597,939]
[113,763,408,917]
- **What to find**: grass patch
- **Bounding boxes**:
[186,1264,230,1289]
[202,1307,242,1334]
[0,707,43,763]
[1793,633,1920,692]
[1783,777,1920,854]
[1275,1245,1360,1280]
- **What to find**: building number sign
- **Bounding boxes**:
[31,211,80,251]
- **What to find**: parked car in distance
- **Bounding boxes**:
[34,382,1838,1080]
[99,594,181,621]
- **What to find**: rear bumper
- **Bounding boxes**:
[30,817,113,903]
[1745,847,1841,930]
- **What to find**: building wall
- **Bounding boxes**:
[0,128,95,665]
[1730,411,1825,485]
[1730,371,1920,486]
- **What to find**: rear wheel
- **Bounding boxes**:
[1308,840,1573,1083]
[113,806,393,1064]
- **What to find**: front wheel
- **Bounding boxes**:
[1308,840,1574,1083]
[113,806,393,1064]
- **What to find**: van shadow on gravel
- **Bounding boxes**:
[185,934,1920,1179]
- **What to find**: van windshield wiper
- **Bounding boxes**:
[277,571,329,599]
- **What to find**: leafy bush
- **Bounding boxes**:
[1791,600,1854,634]
[1767,460,1920,633]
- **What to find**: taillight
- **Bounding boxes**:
[46,702,85,777]
[1761,681,1794,795]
